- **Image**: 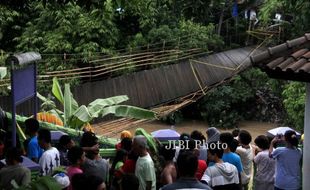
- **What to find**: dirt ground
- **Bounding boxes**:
[114,120,277,141]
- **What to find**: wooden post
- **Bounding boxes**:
[303,83,310,190]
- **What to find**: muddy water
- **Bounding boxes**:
[113,120,277,140]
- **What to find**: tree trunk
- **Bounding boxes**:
[217,0,230,35]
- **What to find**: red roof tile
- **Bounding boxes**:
[251,33,310,82]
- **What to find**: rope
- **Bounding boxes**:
[190,60,206,95]
[190,59,237,71]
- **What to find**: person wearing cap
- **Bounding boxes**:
[133,135,156,190]
[0,147,31,190]
[206,127,220,143]
[53,172,70,189]
[116,130,132,150]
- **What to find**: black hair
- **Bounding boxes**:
[38,129,51,143]
[230,139,239,153]
[285,130,299,147]
[232,128,240,138]
[190,130,206,142]
[59,135,72,146]
[67,146,84,164]
[112,149,128,170]
[179,133,190,141]
[25,118,40,133]
[160,145,176,161]
[6,147,23,163]
[80,131,98,147]
[177,151,198,177]
[254,135,270,150]
[72,174,104,190]
[122,174,139,190]
[121,137,132,152]
[220,132,234,149]
[208,141,224,159]
[238,130,252,145]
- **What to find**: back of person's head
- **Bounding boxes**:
[80,131,98,147]
[72,173,88,190]
[232,128,240,138]
[67,146,84,165]
[121,174,139,190]
[238,130,252,145]
[5,147,23,164]
[254,135,270,150]
[121,137,132,152]
[285,130,299,147]
[190,130,206,142]
[25,118,40,133]
[120,130,132,140]
[160,145,176,161]
[38,129,51,144]
[59,135,72,147]
[133,135,147,149]
[177,151,198,177]
[72,174,105,190]
[208,141,224,159]
[230,139,239,153]
[112,149,128,169]
[179,133,190,141]
[220,132,234,149]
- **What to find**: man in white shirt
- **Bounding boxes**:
[133,135,156,190]
[38,129,60,176]
[201,141,239,190]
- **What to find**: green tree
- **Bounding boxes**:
[282,82,305,132]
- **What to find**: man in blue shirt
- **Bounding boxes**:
[220,132,243,188]
[25,118,43,163]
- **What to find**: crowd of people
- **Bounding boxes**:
[0,117,303,190]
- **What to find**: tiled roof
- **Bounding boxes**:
[250,33,310,82]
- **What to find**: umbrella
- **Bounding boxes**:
[1,156,40,171]
[151,129,180,141]
[51,131,68,142]
[267,127,301,138]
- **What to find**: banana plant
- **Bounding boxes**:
[0,67,7,79]
[37,77,156,130]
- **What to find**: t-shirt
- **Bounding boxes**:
[196,160,207,180]
[222,152,243,173]
[39,147,60,176]
[0,164,31,190]
[67,166,83,190]
[135,153,156,190]
[201,162,239,188]
[83,157,109,182]
[236,146,254,184]
[27,136,43,160]
[160,178,212,190]
[254,150,275,183]
[272,147,302,190]
[122,159,136,174]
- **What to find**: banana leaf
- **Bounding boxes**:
[37,93,57,111]
[135,128,158,153]
[100,105,156,120]
[87,95,129,117]
[5,112,117,148]
[68,105,92,129]
[52,77,64,104]
[64,83,72,126]
[0,67,7,79]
